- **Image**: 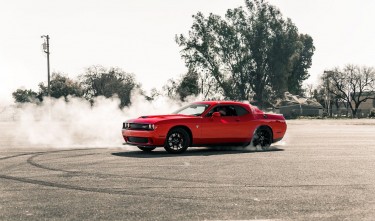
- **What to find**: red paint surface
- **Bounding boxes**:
[122,101,287,147]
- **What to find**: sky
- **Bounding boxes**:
[1,0,375,104]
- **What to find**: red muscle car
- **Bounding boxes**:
[122,101,287,153]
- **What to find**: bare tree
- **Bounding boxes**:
[303,83,314,99]
[323,65,375,117]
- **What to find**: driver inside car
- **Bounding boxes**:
[217,106,227,116]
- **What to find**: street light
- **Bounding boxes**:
[41,35,50,97]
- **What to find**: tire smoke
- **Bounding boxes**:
[2,92,192,149]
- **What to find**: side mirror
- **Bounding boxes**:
[212,112,221,117]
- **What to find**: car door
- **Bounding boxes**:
[200,105,244,143]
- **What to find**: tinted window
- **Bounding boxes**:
[234,105,250,116]
[206,105,237,117]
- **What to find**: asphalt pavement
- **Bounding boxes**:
[0,119,374,220]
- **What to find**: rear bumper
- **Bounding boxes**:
[272,120,287,143]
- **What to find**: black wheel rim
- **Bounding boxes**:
[254,130,271,149]
[168,132,184,150]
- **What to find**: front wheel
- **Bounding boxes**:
[137,146,156,152]
[252,127,272,151]
[164,128,190,154]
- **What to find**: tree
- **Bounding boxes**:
[80,65,137,107]
[163,78,179,99]
[287,34,315,95]
[176,71,200,101]
[12,73,82,103]
[313,87,326,108]
[313,76,339,117]
[176,0,314,106]
[12,89,38,103]
[163,71,200,101]
[303,83,314,99]
[38,72,83,101]
[322,65,375,117]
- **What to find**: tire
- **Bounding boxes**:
[137,146,156,152]
[252,127,272,151]
[164,128,190,154]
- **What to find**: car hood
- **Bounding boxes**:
[126,114,197,124]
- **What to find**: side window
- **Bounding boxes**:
[205,107,215,117]
[206,106,221,117]
[234,105,250,116]
[226,106,237,116]
[206,105,237,117]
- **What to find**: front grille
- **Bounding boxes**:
[128,137,148,144]
[123,123,153,131]
[130,123,150,130]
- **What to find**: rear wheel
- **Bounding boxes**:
[252,127,272,151]
[164,128,190,154]
[137,146,156,152]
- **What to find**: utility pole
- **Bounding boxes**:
[323,70,332,117]
[41,35,51,97]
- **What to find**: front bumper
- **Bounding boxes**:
[122,129,166,147]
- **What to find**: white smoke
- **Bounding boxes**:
[4,92,192,149]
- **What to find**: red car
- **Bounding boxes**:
[122,101,287,153]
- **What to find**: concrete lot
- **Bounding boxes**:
[0,119,374,220]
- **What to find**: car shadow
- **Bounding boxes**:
[111,146,284,158]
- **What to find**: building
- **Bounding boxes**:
[274,92,323,118]
[351,91,375,117]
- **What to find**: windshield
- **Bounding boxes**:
[172,104,210,116]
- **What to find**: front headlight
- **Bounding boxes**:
[123,122,130,129]
[148,124,155,130]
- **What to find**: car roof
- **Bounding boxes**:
[193,101,251,108]
[194,100,246,105]
[192,101,263,114]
